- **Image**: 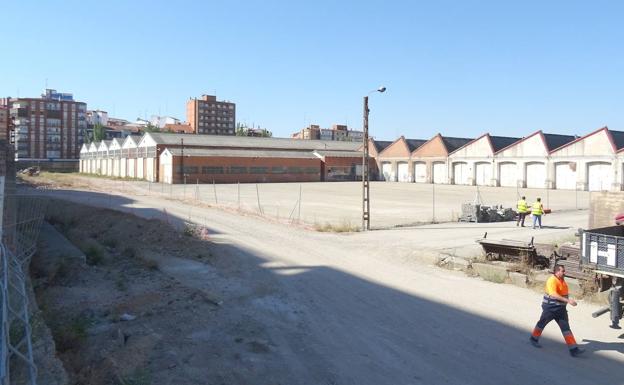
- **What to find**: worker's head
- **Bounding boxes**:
[521,196,526,200]
[536,197,541,202]
[553,264,566,278]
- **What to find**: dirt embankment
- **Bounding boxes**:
[32,199,284,385]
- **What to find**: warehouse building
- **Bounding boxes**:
[550,126,624,191]
[377,136,428,182]
[82,132,363,184]
[358,138,393,181]
[495,130,577,189]
[410,134,473,184]
[448,134,521,186]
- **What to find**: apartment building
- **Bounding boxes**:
[292,124,363,142]
[9,89,87,159]
[86,109,109,126]
[186,94,236,135]
[0,106,7,142]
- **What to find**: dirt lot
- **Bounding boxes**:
[21,174,624,385]
[34,200,303,385]
[24,173,591,228]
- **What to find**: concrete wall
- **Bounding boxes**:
[588,192,624,228]
[15,159,79,173]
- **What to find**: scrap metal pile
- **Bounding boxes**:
[459,203,516,223]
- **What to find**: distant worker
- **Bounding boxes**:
[529,264,585,357]
[516,196,529,227]
[531,197,544,229]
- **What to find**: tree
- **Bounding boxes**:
[235,122,248,136]
[93,123,106,141]
[143,123,161,133]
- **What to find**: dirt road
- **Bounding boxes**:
[32,181,624,385]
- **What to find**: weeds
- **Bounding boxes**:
[48,313,92,352]
[115,274,128,292]
[313,219,359,233]
[81,240,105,265]
[102,237,118,249]
[119,368,151,385]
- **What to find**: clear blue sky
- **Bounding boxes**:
[2,0,623,140]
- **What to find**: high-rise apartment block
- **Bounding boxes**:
[9,89,87,159]
[186,94,236,135]
[0,106,8,142]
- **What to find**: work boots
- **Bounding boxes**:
[569,347,585,357]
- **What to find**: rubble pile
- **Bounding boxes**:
[459,203,515,223]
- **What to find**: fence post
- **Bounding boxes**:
[256,184,263,214]
[298,184,302,222]
[213,180,218,204]
[432,182,436,223]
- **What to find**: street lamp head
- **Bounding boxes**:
[377,86,386,93]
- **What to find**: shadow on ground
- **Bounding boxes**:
[27,186,624,385]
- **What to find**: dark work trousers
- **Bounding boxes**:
[531,301,577,350]
[517,212,527,226]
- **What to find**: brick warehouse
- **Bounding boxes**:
[81,132,368,184]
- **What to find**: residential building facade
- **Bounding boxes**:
[9,89,87,159]
[186,94,236,135]
[0,106,8,142]
[86,110,109,126]
[292,124,363,142]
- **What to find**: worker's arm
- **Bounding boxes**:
[546,278,578,306]
[547,292,577,306]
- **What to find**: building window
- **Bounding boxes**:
[250,166,268,174]
[202,166,224,174]
[229,166,247,174]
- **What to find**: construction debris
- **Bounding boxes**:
[459,203,515,223]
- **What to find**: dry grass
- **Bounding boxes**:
[313,219,360,233]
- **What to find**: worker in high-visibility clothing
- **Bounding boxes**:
[531,197,544,229]
[529,264,585,357]
[516,196,529,227]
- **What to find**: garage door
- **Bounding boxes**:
[396,162,409,182]
[137,158,144,179]
[555,163,576,190]
[499,163,517,187]
[587,162,612,191]
[129,159,136,178]
[526,163,546,188]
[112,159,119,177]
[146,158,155,182]
[414,162,427,183]
[453,162,469,185]
[120,158,127,178]
[381,162,392,181]
[432,162,446,184]
[475,163,492,186]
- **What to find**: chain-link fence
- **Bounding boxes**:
[94,179,591,230]
[1,177,48,385]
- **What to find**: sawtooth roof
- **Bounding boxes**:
[405,139,427,152]
[440,136,473,153]
[542,133,578,152]
[489,136,521,152]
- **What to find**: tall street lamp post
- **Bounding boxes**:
[362,86,386,231]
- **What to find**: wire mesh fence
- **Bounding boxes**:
[1,187,48,385]
[105,179,592,230]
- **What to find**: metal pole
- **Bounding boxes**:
[256,183,262,214]
[432,182,436,223]
[362,96,370,231]
[238,181,241,210]
[298,184,302,222]
[213,180,218,204]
